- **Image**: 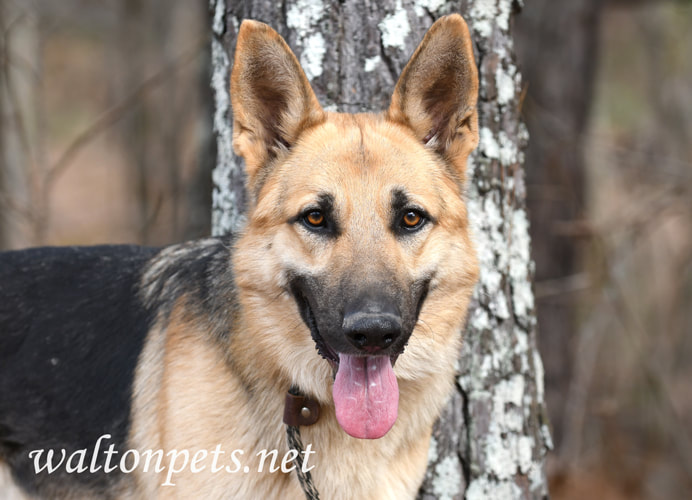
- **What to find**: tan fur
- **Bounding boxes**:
[0,464,31,500]
[128,14,479,500]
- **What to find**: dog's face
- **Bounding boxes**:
[231,16,479,439]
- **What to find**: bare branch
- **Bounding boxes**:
[44,36,208,190]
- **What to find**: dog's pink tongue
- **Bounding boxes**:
[332,354,398,439]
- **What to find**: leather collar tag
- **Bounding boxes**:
[283,391,320,426]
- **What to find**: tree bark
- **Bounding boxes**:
[209,0,550,497]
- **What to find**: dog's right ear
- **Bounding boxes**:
[231,20,325,192]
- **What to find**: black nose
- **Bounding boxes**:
[342,299,402,353]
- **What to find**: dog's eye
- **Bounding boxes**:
[402,211,421,227]
[400,210,426,231]
[303,210,326,228]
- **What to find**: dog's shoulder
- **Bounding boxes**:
[138,236,236,316]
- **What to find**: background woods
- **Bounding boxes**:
[1,0,691,498]
[0,0,212,248]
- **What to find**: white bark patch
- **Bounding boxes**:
[469,0,496,38]
[210,34,242,235]
[211,0,225,35]
[431,455,463,500]
[515,327,529,372]
[485,437,515,479]
[287,0,326,81]
[466,477,521,500]
[470,0,513,37]
[493,292,510,320]
[498,130,519,166]
[509,209,535,319]
[529,454,547,490]
[302,32,326,80]
[497,0,512,32]
[427,435,439,462]
[534,349,545,403]
[541,424,554,451]
[471,307,490,331]
[286,0,324,34]
[413,0,447,17]
[517,436,533,473]
[484,431,536,480]
[479,127,500,159]
[495,375,524,418]
[210,40,230,166]
[468,191,508,320]
[496,64,516,107]
[379,1,411,50]
[364,55,381,73]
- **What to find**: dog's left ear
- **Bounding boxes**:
[231,20,325,192]
[387,14,479,175]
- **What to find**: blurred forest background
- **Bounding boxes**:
[0,0,690,498]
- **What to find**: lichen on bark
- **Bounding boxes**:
[450,1,551,498]
[210,0,246,234]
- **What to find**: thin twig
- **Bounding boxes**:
[37,36,209,238]
[44,36,208,189]
[0,190,33,222]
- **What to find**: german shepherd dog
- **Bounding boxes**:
[0,14,479,499]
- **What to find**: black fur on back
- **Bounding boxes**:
[0,237,235,497]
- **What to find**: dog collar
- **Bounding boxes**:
[284,387,321,500]
[283,390,320,426]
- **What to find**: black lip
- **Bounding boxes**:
[290,284,339,365]
[290,285,405,371]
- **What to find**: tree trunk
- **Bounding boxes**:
[0,0,5,248]
[0,0,38,249]
[209,1,550,497]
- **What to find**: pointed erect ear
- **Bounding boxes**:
[387,14,479,174]
[231,20,325,191]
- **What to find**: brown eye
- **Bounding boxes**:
[402,211,422,228]
[305,210,325,227]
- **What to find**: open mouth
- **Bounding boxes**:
[291,287,401,439]
[293,288,340,367]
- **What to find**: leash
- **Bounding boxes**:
[284,386,321,500]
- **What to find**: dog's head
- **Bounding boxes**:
[231,15,479,439]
